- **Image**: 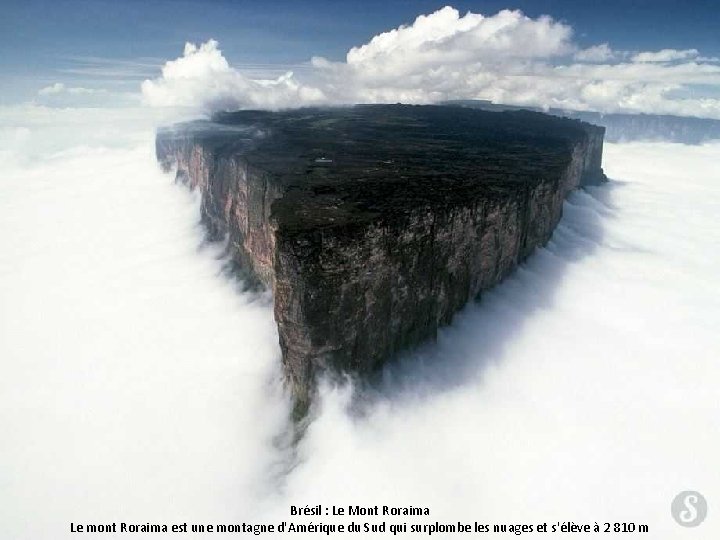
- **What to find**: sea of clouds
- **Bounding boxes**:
[0,108,290,538]
[1,105,718,539]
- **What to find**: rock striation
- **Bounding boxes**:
[156,104,606,410]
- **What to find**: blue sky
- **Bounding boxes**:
[3,0,720,115]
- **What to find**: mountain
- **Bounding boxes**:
[156,104,606,413]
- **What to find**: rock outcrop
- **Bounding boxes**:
[156,105,606,410]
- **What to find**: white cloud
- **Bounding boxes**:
[67,87,102,95]
[38,82,66,95]
[141,40,325,111]
[574,43,615,62]
[38,82,105,96]
[35,82,127,108]
[0,108,288,538]
[141,6,720,119]
[345,7,573,72]
[632,48,699,63]
[2,105,719,538]
[142,8,575,110]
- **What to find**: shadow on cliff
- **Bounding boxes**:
[339,179,625,414]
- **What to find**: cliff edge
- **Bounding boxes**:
[156,104,606,411]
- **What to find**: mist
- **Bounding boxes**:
[1,109,718,538]
[0,108,289,538]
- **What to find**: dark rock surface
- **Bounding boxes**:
[156,104,606,410]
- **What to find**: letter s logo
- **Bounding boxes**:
[672,491,707,528]
[679,495,698,523]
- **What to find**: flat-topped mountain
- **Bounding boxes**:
[156,105,606,412]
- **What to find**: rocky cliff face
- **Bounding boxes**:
[156,105,606,410]
[157,129,281,286]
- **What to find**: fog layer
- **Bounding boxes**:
[0,109,288,539]
[1,110,717,538]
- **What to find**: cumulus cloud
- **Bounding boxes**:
[141,40,325,111]
[315,7,576,104]
[344,7,573,72]
[141,6,720,119]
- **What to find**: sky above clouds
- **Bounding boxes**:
[3,0,720,117]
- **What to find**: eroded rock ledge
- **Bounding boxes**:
[156,104,606,409]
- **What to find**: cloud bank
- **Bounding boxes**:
[141,6,720,118]
[0,109,290,539]
[2,106,719,539]
[631,48,699,63]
